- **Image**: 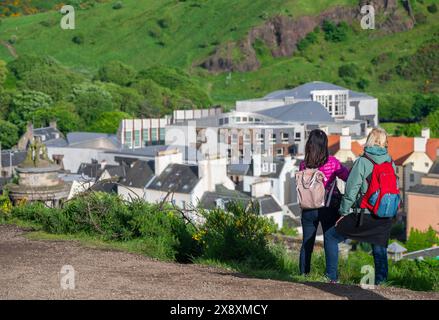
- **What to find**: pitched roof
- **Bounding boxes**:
[66,132,120,149]
[120,160,155,188]
[403,246,439,260]
[387,137,414,165]
[77,163,125,180]
[256,101,334,123]
[33,126,64,143]
[327,135,363,157]
[427,138,439,162]
[263,81,374,100]
[148,164,200,194]
[388,242,407,253]
[429,158,439,175]
[407,184,439,196]
[257,195,283,214]
[0,150,27,167]
[246,158,285,178]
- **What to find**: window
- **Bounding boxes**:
[181,200,186,209]
[295,132,301,141]
[224,117,229,124]
[425,162,429,168]
[410,174,415,183]
[219,118,224,125]
[281,132,289,141]
[151,128,157,141]
[277,148,284,156]
[159,128,166,142]
[235,117,241,123]
[231,134,238,143]
[249,117,254,122]
[142,129,149,143]
[124,132,132,148]
[134,130,141,147]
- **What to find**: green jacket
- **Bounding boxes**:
[339,146,396,216]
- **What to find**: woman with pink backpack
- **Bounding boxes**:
[296,129,349,278]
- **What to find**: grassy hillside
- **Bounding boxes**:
[0,0,438,108]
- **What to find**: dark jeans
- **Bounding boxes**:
[299,207,339,275]
[325,226,388,284]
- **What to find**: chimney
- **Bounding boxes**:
[414,137,427,153]
[252,153,262,177]
[320,126,329,135]
[198,154,228,192]
[366,126,373,136]
[100,160,107,170]
[421,128,430,140]
[251,179,272,198]
[49,120,57,129]
[340,127,351,151]
[154,149,183,176]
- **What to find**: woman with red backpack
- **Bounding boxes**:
[297,129,349,277]
[325,128,400,285]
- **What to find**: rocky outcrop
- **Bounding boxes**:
[200,0,415,73]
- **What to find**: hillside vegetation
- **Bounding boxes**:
[0,0,438,146]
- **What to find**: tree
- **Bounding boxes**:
[97,60,136,86]
[406,227,439,252]
[69,83,114,126]
[338,63,359,79]
[7,90,53,132]
[30,102,82,134]
[0,60,7,86]
[322,20,349,42]
[412,94,439,120]
[0,120,18,149]
[103,83,142,115]
[88,111,131,134]
[8,55,59,80]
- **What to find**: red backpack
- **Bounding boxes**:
[359,154,400,218]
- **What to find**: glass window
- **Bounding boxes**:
[125,132,132,148]
[160,128,166,142]
[142,129,149,143]
[134,130,141,147]
[277,148,283,156]
[224,117,229,124]
[242,117,248,122]
[151,128,157,140]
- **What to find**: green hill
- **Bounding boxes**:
[0,0,438,141]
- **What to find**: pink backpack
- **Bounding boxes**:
[295,169,329,209]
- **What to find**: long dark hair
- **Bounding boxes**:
[304,129,329,169]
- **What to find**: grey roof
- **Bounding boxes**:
[429,158,439,175]
[388,242,407,254]
[33,126,65,143]
[200,185,251,209]
[0,150,27,167]
[403,247,439,260]
[66,132,120,149]
[287,203,302,217]
[227,163,250,176]
[407,184,439,196]
[120,160,155,188]
[256,101,334,123]
[247,158,285,178]
[105,145,202,161]
[257,195,282,214]
[77,163,125,180]
[148,164,200,194]
[263,81,374,100]
[90,181,118,194]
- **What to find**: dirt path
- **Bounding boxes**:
[0,40,18,58]
[0,224,437,300]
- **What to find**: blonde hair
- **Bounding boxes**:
[365,128,388,148]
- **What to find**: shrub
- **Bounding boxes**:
[405,227,439,252]
[357,78,369,90]
[338,63,359,79]
[296,30,319,51]
[97,60,136,86]
[72,34,84,45]
[427,4,437,13]
[112,1,123,10]
[322,20,349,42]
[196,202,278,269]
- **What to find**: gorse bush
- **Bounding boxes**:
[195,202,279,269]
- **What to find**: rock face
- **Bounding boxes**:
[200,0,415,73]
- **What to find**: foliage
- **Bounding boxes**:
[88,111,131,133]
[69,83,114,125]
[0,60,8,86]
[427,4,437,13]
[29,102,82,134]
[112,1,123,10]
[0,119,19,149]
[406,227,439,252]
[338,63,359,79]
[196,202,278,269]
[97,60,136,86]
[411,93,439,120]
[322,20,349,42]
[297,28,319,51]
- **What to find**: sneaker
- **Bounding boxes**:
[329,279,339,284]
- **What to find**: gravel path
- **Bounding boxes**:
[0,224,437,300]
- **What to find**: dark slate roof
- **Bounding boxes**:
[287,203,302,217]
[0,150,27,167]
[257,195,282,214]
[103,165,127,179]
[120,160,155,188]
[404,247,439,260]
[429,158,439,175]
[246,159,285,178]
[407,184,439,196]
[200,185,251,209]
[105,145,202,161]
[148,164,200,194]
[77,163,125,180]
[256,101,334,123]
[33,126,64,143]
[263,81,374,100]
[200,185,282,215]
[227,163,250,176]
[90,182,118,194]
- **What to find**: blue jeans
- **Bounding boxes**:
[325,226,388,284]
[299,207,339,275]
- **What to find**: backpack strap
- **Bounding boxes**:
[362,153,376,165]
